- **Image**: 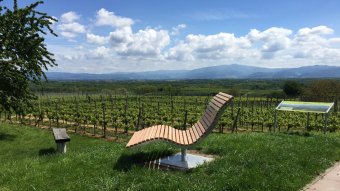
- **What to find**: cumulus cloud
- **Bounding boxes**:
[95,8,134,28]
[58,11,85,39]
[86,33,109,45]
[247,27,292,54]
[87,8,171,57]
[60,12,80,23]
[110,28,170,57]
[166,32,251,61]
[171,24,186,35]
[297,25,333,36]
[290,26,339,60]
[90,46,111,59]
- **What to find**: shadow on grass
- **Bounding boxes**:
[0,132,16,141]
[283,131,312,137]
[113,149,174,171]
[39,148,57,156]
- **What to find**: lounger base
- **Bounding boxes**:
[157,152,214,170]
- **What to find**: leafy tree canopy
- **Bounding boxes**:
[309,79,340,98]
[0,0,57,112]
[283,80,302,97]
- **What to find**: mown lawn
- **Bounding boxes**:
[0,123,339,191]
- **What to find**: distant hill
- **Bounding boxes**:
[46,64,340,80]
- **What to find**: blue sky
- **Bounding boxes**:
[3,0,340,73]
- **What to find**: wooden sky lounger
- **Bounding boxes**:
[126,92,233,163]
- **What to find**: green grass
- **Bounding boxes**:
[0,124,340,191]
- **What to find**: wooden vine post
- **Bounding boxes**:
[232,108,241,133]
[136,104,143,131]
[102,97,106,138]
[183,110,188,130]
[124,95,128,134]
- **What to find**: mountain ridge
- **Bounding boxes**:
[46,64,340,80]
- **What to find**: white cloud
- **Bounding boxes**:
[171,24,186,35]
[247,27,292,54]
[297,25,333,36]
[60,12,80,23]
[58,11,86,39]
[58,23,85,34]
[95,8,134,28]
[166,32,251,61]
[329,38,340,45]
[110,28,170,57]
[90,46,111,59]
[86,33,109,45]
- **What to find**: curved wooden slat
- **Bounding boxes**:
[186,129,193,144]
[210,99,223,108]
[214,96,226,104]
[216,94,229,102]
[194,123,203,137]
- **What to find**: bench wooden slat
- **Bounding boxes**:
[196,122,205,138]
[206,111,215,123]
[159,125,164,138]
[186,129,193,144]
[191,125,200,141]
[168,126,174,142]
[131,129,144,146]
[159,125,165,139]
[208,101,220,112]
[163,125,169,139]
[149,126,157,141]
[210,99,223,108]
[182,130,188,145]
[189,128,197,143]
[177,128,181,144]
[127,130,141,146]
[144,127,151,141]
[219,92,233,99]
[216,94,230,102]
[197,122,206,135]
[198,119,209,131]
[214,96,227,104]
[162,125,168,139]
[207,105,218,118]
[205,106,216,119]
[164,125,169,139]
[154,125,161,139]
[205,106,213,118]
[180,130,185,145]
[202,113,213,126]
[176,129,181,144]
[140,128,150,143]
[161,125,166,139]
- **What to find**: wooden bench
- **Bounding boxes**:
[126,92,233,161]
[52,128,70,153]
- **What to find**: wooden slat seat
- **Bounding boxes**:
[126,92,233,148]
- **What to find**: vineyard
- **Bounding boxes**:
[1,94,339,137]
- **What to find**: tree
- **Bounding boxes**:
[0,0,57,112]
[308,79,340,100]
[283,80,302,97]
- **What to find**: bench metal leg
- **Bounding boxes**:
[181,148,187,162]
[56,142,67,153]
